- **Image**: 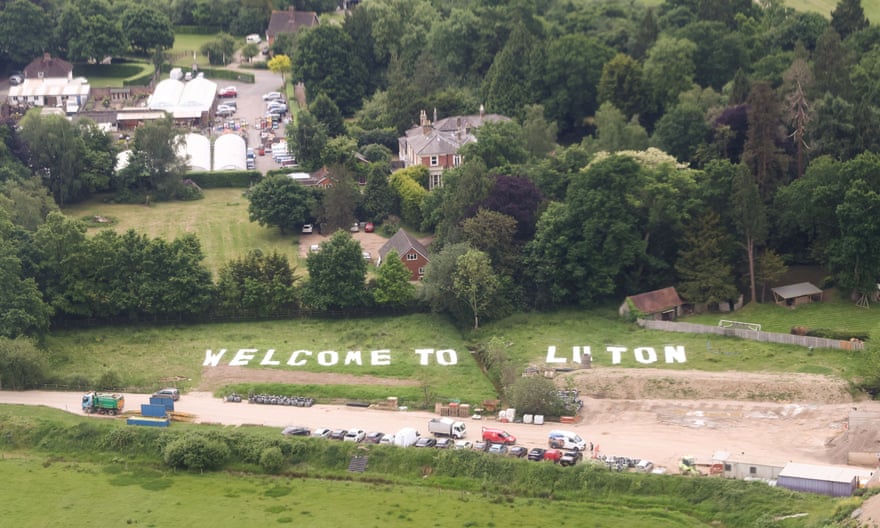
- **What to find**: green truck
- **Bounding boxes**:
[81,392,125,415]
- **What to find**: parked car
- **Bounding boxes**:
[527,448,546,461]
[312,428,331,438]
[453,440,473,450]
[152,388,180,401]
[636,459,654,472]
[309,244,320,253]
[508,446,528,458]
[329,428,346,440]
[434,438,453,449]
[262,91,283,101]
[343,429,366,443]
[302,224,313,234]
[9,73,23,85]
[246,33,261,44]
[473,440,487,451]
[481,427,516,445]
[350,222,360,232]
[364,222,375,233]
[487,443,508,455]
[414,437,437,448]
[365,431,384,444]
[223,100,237,110]
[559,450,583,467]
[362,251,371,261]
[218,86,237,98]
[281,425,310,436]
[216,104,235,116]
[543,449,563,463]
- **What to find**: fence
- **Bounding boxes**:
[637,319,865,351]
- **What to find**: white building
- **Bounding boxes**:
[213,134,246,171]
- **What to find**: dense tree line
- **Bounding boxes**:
[3,0,880,336]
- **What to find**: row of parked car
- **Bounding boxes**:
[280,425,586,466]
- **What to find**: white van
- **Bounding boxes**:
[392,427,420,447]
[548,429,586,451]
[246,34,261,44]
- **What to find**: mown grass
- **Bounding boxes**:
[43,314,495,404]
[168,33,219,68]
[0,406,850,528]
[62,189,303,277]
[785,0,880,20]
[72,61,154,88]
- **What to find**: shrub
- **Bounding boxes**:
[97,370,123,390]
[0,337,47,390]
[163,434,230,470]
[259,446,285,474]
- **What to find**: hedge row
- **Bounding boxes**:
[187,170,259,188]
[174,25,223,35]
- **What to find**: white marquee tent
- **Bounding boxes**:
[178,133,212,171]
[148,76,217,119]
[213,134,246,171]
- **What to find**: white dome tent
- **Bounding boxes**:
[213,134,246,171]
[148,76,217,120]
[147,79,184,111]
[177,133,211,171]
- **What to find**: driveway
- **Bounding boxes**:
[299,231,389,265]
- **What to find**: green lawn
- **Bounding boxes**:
[168,33,222,69]
[785,0,880,19]
[62,189,303,277]
[72,61,154,88]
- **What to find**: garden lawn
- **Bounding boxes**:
[168,33,220,69]
[62,188,303,277]
[73,61,153,88]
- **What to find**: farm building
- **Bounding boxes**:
[213,134,246,171]
[713,451,783,481]
[776,463,866,497]
[771,282,823,308]
[177,133,211,171]
[619,287,684,320]
[147,76,216,124]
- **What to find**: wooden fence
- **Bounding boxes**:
[637,319,866,351]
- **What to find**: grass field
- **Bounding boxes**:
[62,189,302,277]
[786,0,880,20]
[72,61,154,88]
[168,33,220,68]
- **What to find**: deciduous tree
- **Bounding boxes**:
[371,249,415,305]
[303,230,367,310]
[247,175,318,234]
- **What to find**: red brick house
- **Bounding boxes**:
[397,107,510,190]
[266,7,319,46]
[378,229,430,281]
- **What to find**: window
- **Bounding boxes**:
[418,267,425,275]
[749,466,756,475]
[724,464,731,471]
[430,155,438,166]
[431,174,442,189]
[406,253,418,261]
[453,155,461,167]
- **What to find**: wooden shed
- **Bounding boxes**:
[619,287,684,321]
[771,282,823,308]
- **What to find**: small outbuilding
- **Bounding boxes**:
[771,282,823,308]
[619,287,684,321]
[777,462,864,497]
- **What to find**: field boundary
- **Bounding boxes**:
[638,319,865,351]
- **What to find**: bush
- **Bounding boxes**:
[259,446,285,474]
[0,337,47,390]
[97,370,123,390]
[163,434,230,470]
[805,328,870,341]
[187,171,258,188]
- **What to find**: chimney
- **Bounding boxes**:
[43,52,52,64]
[433,107,437,123]
[420,109,431,135]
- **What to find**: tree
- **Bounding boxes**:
[677,21,749,90]
[315,165,360,233]
[362,164,397,222]
[241,42,259,63]
[122,5,174,56]
[651,102,708,163]
[29,211,91,316]
[675,211,738,307]
[247,175,318,234]
[461,209,518,275]
[742,81,788,201]
[631,8,659,59]
[731,164,768,304]
[372,249,415,305]
[756,249,788,303]
[303,230,367,310]
[309,93,346,138]
[200,33,236,65]
[505,375,570,417]
[828,180,880,303]
[590,102,649,153]
[292,25,367,115]
[831,0,869,40]
[538,34,613,137]
[642,36,697,116]
[811,27,853,99]
[0,337,46,390]
[479,175,543,241]
[520,105,557,158]
[388,166,428,228]
[216,250,299,316]
[0,0,52,64]
[421,242,470,321]
[0,220,51,338]
[597,53,645,120]
[286,111,327,172]
[115,115,187,201]
[482,23,542,118]
[267,54,291,87]
[459,120,529,170]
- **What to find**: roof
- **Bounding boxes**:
[778,462,865,484]
[626,287,683,314]
[267,8,318,38]
[148,76,216,119]
[178,133,212,171]
[400,111,511,158]
[213,134,247,171]
[24,53,73,79]
[378,229,429,262]
[8,77,90,99]
[771,282,822,299]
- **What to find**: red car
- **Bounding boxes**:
[364,222,375,233]
[218,86,237,98]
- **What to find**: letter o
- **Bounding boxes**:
[436,349,457,365]
[317,350,339,366]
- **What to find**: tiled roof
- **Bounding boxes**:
[379,229,429,261]
[23,53,73,79]
[267,8,318,38]
[626,287,683,313]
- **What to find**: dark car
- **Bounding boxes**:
[281,425,310,436]
[435,437,453,449]
[527,448,546,461]
[508,446,528,458]
[365,431,384,444]
[560,450,583,467]
[329,428,347,440]
[414,437,436,448]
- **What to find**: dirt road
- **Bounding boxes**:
[0,389,870,472]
